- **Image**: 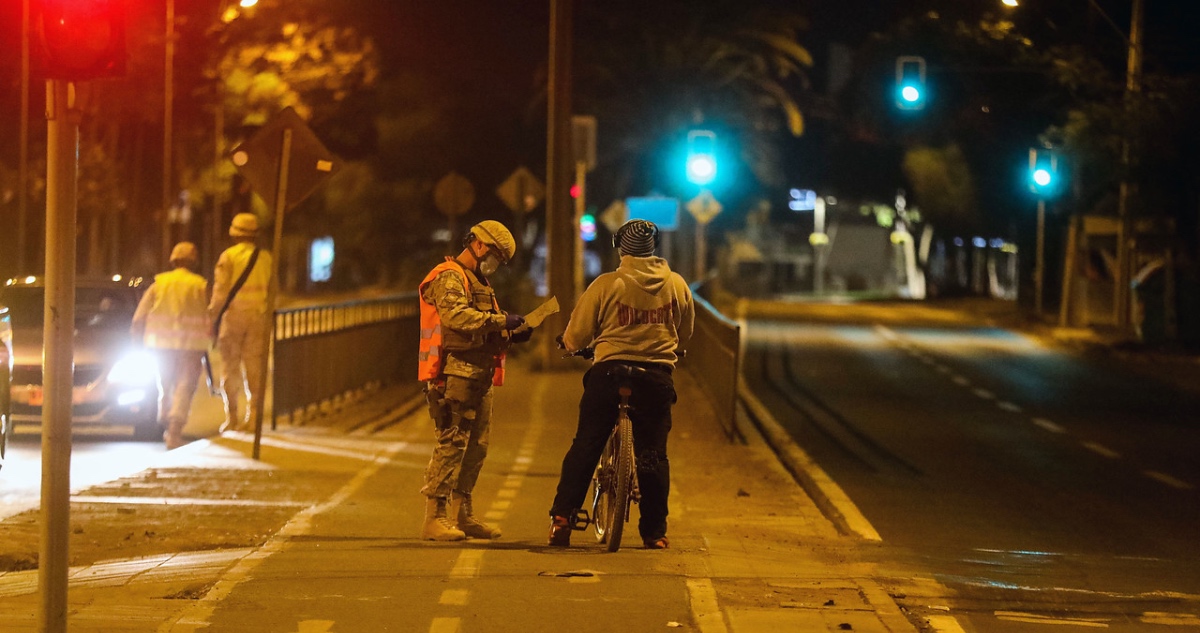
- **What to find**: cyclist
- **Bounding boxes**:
[548,219,694,549]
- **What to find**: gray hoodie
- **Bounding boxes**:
[563,255,694,367]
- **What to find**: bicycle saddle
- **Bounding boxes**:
[606,363,649,380]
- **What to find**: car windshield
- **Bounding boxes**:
[0,286,137,328]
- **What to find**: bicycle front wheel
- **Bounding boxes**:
[592,427,619,544]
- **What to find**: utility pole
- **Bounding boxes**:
[1114,0,1144,332]
[40,78,79,633]
[162,0,176,268]
[542,0,574,369]
[18,0,30,273]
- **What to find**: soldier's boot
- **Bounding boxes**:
[164,416,186,450]
[422,497,466,541]
[451,492,501,539]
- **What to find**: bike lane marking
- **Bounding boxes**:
[686,578,729,633]
[434,375,549,622]
[160,439,410,633]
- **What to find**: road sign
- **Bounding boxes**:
[686,190,723,225]
[599,200,627,232]
[496,167,544,214]
[434,172,475,217]
[229,107,341,211]
[627,197,680,231]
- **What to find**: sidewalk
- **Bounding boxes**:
[0,356,920,633]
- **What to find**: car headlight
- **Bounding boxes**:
[107,350,159,386]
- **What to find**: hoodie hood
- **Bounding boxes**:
[617,255,671,295]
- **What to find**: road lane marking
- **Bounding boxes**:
[439,589,469,606]
[1141,612,1200,626]
[1082,441,1120,459]
[686,578,729,633]
[971,388,995,400]
[952,376,971,387]
[1144,471,1194,490]
[449,550,483,579]
[926,615,968,633]
[159,442,409,633]
[935,365,951,374]
[429,617,460,633]
[291,621,334,633]
[739,379,881,541]
[995,611,1109,627]
[996,401,1023,413]
[1032,418,1066,434]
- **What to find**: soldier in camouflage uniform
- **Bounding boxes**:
[417,221,532,541]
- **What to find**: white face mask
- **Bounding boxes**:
[478,253,501,276]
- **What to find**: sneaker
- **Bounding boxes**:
[643,536,669,550]
[548,516,572,547]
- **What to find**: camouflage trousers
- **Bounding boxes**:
[420,375,493,499]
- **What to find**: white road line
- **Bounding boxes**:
[1141,612,1200,626]
[686,578,729,633]
[490,499,512,511]
[926,615,968,633]
[952,376,971,386]
[739,380,882,541]
[160,442,409,633]
[483,510,505,521]
[449,550,483,579]
[1082,441,1121,459]
[996,401,1023,413]
[429,617,461,633]
[935,365,951,374]
[1144,471,1195,490]
[972,388,995,400]
[438,589,469,606]
[995,611,1109,628]
[1032,418,1067,434]
[496,488,518,499]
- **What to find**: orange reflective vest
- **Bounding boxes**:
[418,259,505,386]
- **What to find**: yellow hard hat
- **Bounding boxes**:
[230,213,259,237]
[470,220,516,262]
[169,242,199,265]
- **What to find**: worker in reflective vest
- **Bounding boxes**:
[208,213,273,434]
[417,220,531,541]
[132,242,211,449]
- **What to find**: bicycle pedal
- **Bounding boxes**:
[570,509,591,531]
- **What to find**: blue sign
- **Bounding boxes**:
[789,188,816,212]
[625,197,680,231]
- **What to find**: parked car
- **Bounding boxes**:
[1,276,161,439]
[1,303,12,469]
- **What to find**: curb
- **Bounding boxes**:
[737,376,881,542]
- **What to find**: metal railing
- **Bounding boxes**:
[272,293,420,424]
[684,284,741,441]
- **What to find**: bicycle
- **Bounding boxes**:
[560,344,643,552]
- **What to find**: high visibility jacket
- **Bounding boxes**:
[418,259,505,386]
[209,242,272,316]
[133,268,211,351]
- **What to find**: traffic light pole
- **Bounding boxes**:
[40,78,79,633]
[542,0,575,370]
[1035,198,1046,317]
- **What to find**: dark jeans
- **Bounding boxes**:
[550,360,676,542]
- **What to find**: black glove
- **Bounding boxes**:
[504,313,526,331]
[555,334,566,349]
[510,328,533,344]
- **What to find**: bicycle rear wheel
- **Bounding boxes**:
[605,414,635,552]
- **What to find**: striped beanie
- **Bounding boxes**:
[614,220,658,257]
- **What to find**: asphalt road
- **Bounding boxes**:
[742,309,1200,631]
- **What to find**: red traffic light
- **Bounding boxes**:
[36,0,127,80]
[569,183,581,198]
